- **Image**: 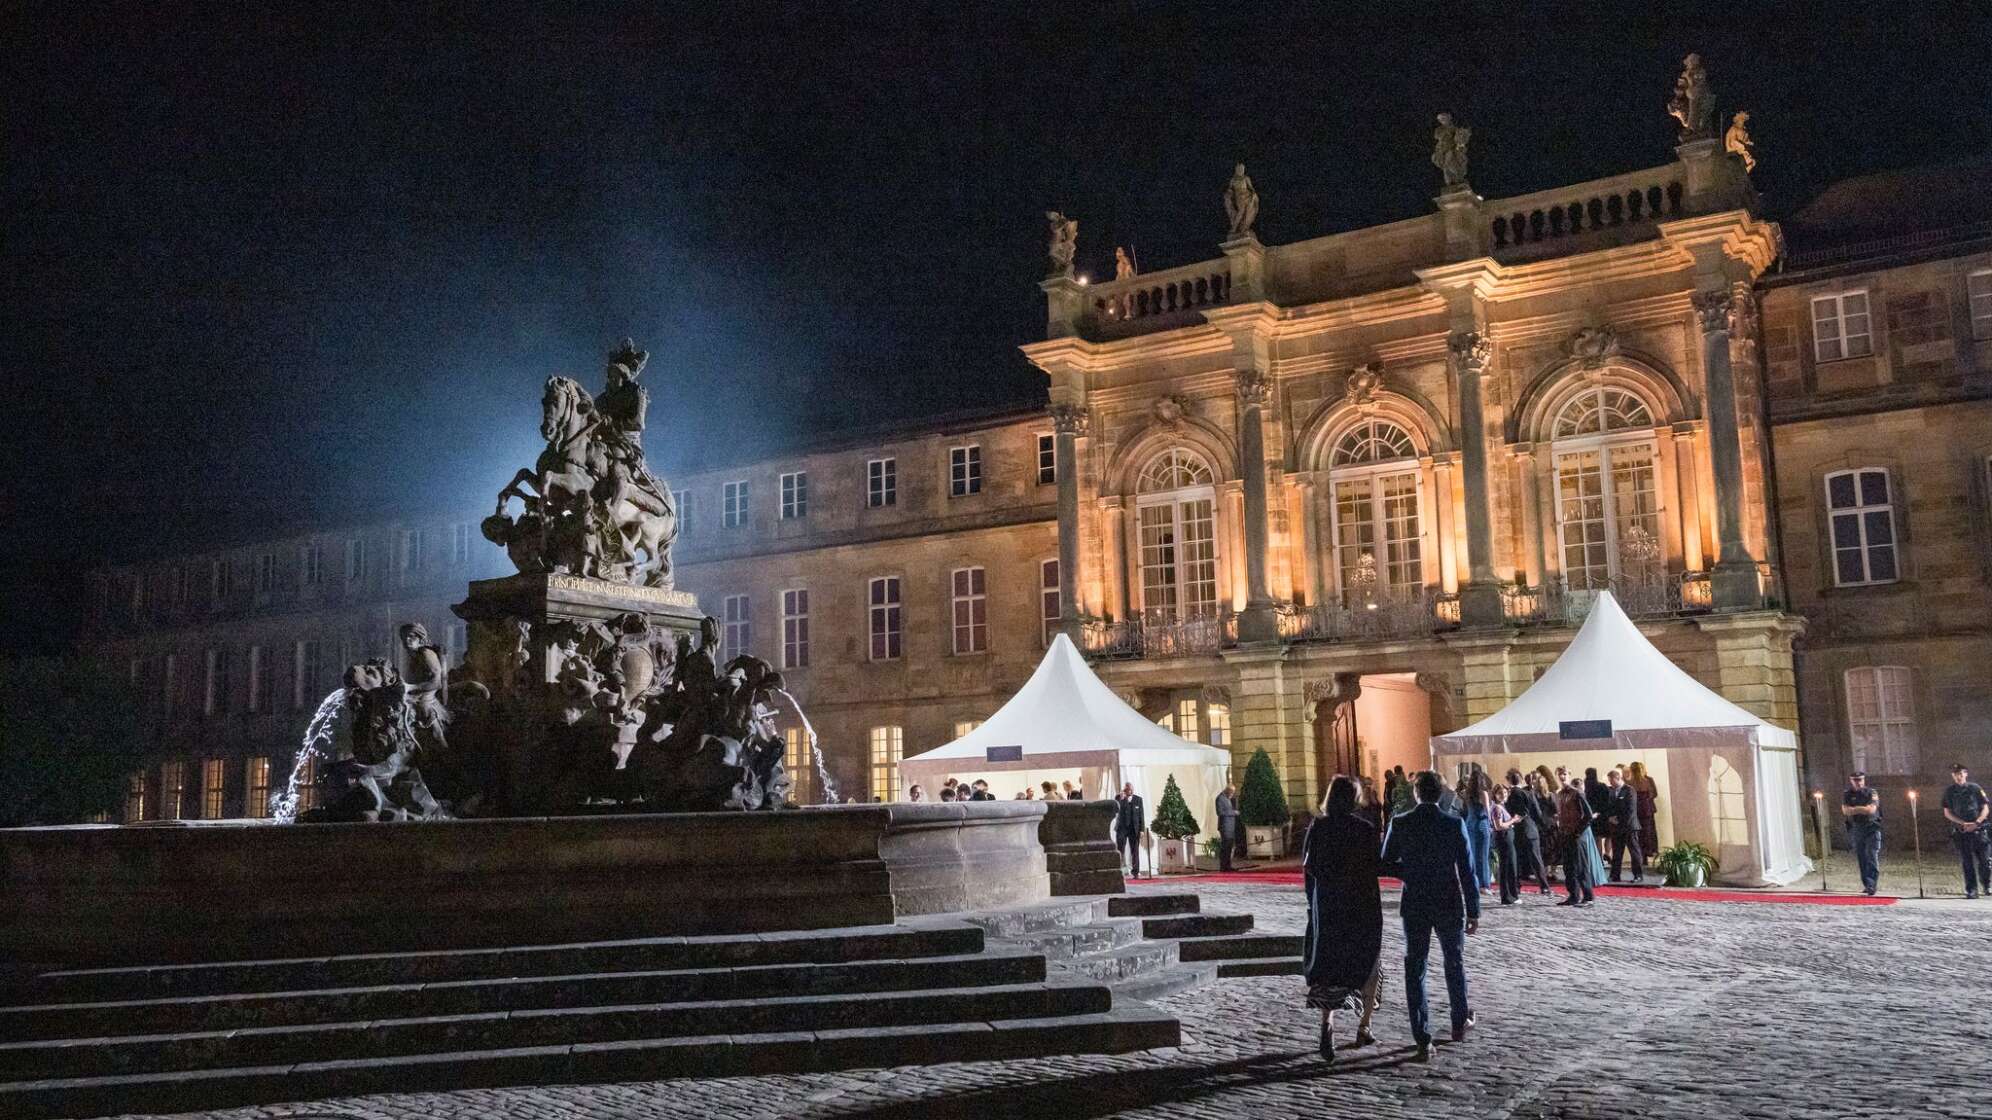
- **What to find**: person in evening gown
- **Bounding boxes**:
[1300,775,1384,1060]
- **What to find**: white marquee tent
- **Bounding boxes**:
[1432,592,1811,887]
[899,634,1232,822]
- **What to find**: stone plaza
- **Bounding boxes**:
[90,879,1992,1120]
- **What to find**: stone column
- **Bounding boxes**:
[1050,404,1089,638]
[1434,184,1485,261]
[1235,368,1280,642]
[1040,276,1087,339]
[1694,289,1762,610]
[1448,332,1504,625]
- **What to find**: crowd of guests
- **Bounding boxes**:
[909,778,1089,803]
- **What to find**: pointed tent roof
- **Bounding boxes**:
[905,634,1230,765]
[1439,591,1795,747]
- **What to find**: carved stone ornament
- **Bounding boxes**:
[1668,52,1716,142]
[1447,331,1493,378]
[1565,325,1621,370]
[1725,110,1756,173]
[1048,402,1090,437]
[1728,288,1758,338]
[1431,113,1470,188]
[1224,163,1259,239]
[1235,368,1273,407]
[1344,362,1384,405]
[1693,289,1734,335]
[1152,394,1193,427]
[1413,672,1455,713]
[1200,683,1231,704]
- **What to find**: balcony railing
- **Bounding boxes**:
[1502,572,1714,626]
[1080,611,1235,659]
[1284,585,1458,644]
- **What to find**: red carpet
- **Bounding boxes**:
[1144,870,1897,906]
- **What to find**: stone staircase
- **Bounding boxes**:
[0,922,1176,1119]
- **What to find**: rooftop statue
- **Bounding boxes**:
[1725,111,1756,173]
[1668,53,1716,141]
[1432,113,1470,187]
[1223,163,1259,238]
[1114,245,1137,280]
[488,339,678,588]
[1045,211,1078,277]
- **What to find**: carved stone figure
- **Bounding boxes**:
[1725,110,1756,172]
[1668,53,1716,141]
[317,658,448,822]
[1114,246,1137,280]
[1432,113,1471,187]
[1565,325,1621,369]
[1152,394,1192,427]
[1344,363,1384,405]
[1045,211,1078,277]
[1223,164,1259,239]
[1448,331,1493,377]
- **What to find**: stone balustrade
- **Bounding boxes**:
[1487,165,1687,253]
[1088,261,1232,329]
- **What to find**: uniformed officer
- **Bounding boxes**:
[1839,771,1883,896]
[1940,763,1991,899]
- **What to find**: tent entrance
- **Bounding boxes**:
[1315,673,1435,787]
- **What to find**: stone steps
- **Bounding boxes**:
[998,920,1143,962]
[1058,939,1179,984]
[953,898,1110,940]
[1138,913,1254,940]
[1175,933,1304,962]
[0,951,1047,1042]
[1104,893,1200,917]
[0,1007,1181,1120]
[1213,957,1305,978]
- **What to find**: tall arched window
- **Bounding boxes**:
[1328,420,1423,601]
[1135,449,1219,620]
[1552,387,1661,588]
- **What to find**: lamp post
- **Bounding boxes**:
[1909,789,1925,899]
[1812,790,1829,892]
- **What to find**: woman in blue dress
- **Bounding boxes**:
[1462,766,1495,890]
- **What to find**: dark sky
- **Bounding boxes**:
[6,2,1991,654]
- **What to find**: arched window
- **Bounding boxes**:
[1135,449,1219,621]
[1328,421,1423,601]
[1551,387,1662,589]
[1707,756,1749,848]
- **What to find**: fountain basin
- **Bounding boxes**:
[0,802,1052,966]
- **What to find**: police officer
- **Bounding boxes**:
[1839,771,1883,896]
[1939,763,1990,899]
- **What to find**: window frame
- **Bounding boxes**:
[950,566,988,655]
[868,575,902,661]
[1810,290,1873,363]
[723,480,749,528]
[781,587,810,670]
[949,445,982,498]
[869,725,904,801]
[1824,467,1899,588]
[780,471,809,520]
[301,542,323,587]
[200,758,226,820]
[722,593,751,658]
[204,647,230,716]
[1968,269,1992,340]
[1134,451,1221,621]
[247,644,268,712]
[671,489,693,535]
[294,639,321,710]
[1039,558,1061,648]
[1844,665,1918,776]
[1036,432,1057,486]
[245,757,271,819]
[867,457,897,508]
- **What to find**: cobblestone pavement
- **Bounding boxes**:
[124,882,1992,1120]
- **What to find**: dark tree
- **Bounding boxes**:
[1150,774,1200,840]
[0,656,152,827]
[1239,748,1290,827]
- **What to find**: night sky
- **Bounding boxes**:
[6,3,1991,653]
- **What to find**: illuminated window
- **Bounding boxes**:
[868,577,902,661]
[951,567,987,654]
[782,589,810,669]
[1175,697,1200,741]
[1826,469,1898,586]
[1037,433,1057,485]
[1332,419,1418,465]
[1846,666,1918,775]
[953,720,983,739]
[1040,559,1060,647]
[1552,390,1661,589]
[291,639,319,709]
[248,645,268,712]
[1811,290,1872,362]
[1207,703,1231,748]
[1970,271,1992,339]
[1552,388,1654,439]
[201,758,226,819]
[870,726,904,801]
[1136,449,1219,620]
[204,648,231,715]
[722,594,750,658]
[245,757,271,819]
[295,753,320,812]
[868,458,896,508]
[780,471,808,520]
[723,480,749,528]
[783,726,811,804]
[124,771,151,823]
[950,446,982,497]
[1707,756,1749,847]
[160,760,186,820]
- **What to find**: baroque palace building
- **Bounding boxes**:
[83,126,1992,842]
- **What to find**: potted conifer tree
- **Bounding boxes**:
[1239,748,1291,858]
[1149,774,1201,873]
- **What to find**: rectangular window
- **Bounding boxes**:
[672,489,693,535]
[1554,442,1660,589]
[245,757,271,818]
[870,726,904,801]
[248,645,269,712]
[204,647,231,715]
[781,588,810,669]
[949,445,982,497]
[867,457,897,508]
[125,771,151,823]
[1037,433,1057,485]
[160,761,186,821]
[401,529,423,573]
[868,576,902,661]
[162,653,177,717]
[950,566,987,654]
[1846,666,1918,775]
[783,726,811,804]
[1970,270,1992,339]
[1175,697,1201,741]
[211,558,232,604]
[723,480,749,528]
[302,543,323,587]
[1826,468,1898,586]
[294,640,321,709]
[346,538,367,583]
[723,594,750,657]
[1333,470,1425,598]
[172,565,191,612]
[1811,290,1873,362]
[953,719,983,739]
[1207,702,1232,748]
[201,758,226,819]
[780,471,808,520]
[1040,559,1061,647]
[1138,497,1218,619]
[255,552,277,596]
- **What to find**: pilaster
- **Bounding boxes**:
[1049,403,1088,638]
[1234,367,1279,642]
[1220,644,1308,810]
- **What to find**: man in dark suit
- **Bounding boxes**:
[1605,768,1645,883]
[1215,785,1241,871]
[1381,771,1479,1062]
[1504,769,1552,895]
[1114,783,1147,879]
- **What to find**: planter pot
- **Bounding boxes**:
[1245,825,1287,859]
[1156,837,1194,873]
[1666,863,1708,888]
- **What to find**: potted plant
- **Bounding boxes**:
[1656,841,1719,887]
[1150,774,1201,873]
[1238,749,1290,858]
[1197,836,1224,871]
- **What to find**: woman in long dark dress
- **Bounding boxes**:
[1301,774,1383,1061]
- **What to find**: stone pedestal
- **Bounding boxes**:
[453,572,704,681]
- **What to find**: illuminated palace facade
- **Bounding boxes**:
[85,150,1992,837]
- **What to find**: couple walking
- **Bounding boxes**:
[1302,771,1478,1063]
